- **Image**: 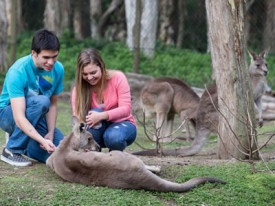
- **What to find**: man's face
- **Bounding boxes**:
[32,50,59,71]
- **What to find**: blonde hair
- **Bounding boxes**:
[74,48,108,121]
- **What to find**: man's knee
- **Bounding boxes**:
[28,95,51,113]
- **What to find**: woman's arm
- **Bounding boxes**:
[105,72,132,121]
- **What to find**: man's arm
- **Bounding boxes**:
[10,97,56,153]
[44,94,59,141]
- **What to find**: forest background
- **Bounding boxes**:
[0,0,275,92]
[1,1,275,205]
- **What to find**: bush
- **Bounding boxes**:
[2,31,275,91]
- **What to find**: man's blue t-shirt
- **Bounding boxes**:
[0,54,64,108]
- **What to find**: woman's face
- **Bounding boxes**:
[82,63,102,86]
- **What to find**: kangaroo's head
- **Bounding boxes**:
[248,49,269,77]
[71,116,100,152]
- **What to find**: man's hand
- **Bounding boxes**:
[40,138,56,153]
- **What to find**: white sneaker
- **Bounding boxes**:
[1,148,32,167]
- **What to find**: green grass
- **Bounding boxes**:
[1,100,275,206]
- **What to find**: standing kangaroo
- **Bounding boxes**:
[139,77,200,142]
[133,49,269,157]
[46,116,225,192]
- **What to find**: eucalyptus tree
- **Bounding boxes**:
[206,0,259,160]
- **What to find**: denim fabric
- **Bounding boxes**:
[0,95,63,163]
[87,108,137,151]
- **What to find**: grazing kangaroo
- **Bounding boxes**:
[46,116,226,192]
[140,77,200,142]
[133,49,269,157]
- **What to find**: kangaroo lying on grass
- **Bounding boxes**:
[133,49,269,157]
[139,77,200,142]
[46,116,226,192]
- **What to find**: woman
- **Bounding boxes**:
[71,48,137,151]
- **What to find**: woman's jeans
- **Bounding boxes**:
[0,95,63,163]
[87,108,137,151]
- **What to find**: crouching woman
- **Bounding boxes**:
[71,48,137,152]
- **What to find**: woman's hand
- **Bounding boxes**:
[86,111,108,128]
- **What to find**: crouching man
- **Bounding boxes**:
[0,29,64,166]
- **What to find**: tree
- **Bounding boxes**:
[5,0,22,36]
[263,0,275,53]
[158,0,186,48]
[0,0,8,72]
[73,1,85,40]
[73,0,91,40]
[90,0,102,39]
[159,0,176,45]
[243,0,255,49]
[10,0,17,64]
[205,0,259,159]
[125,0,158,58]
[176,0,186,48]
[98,0,123,38]
[43,0,70,37]
[133,0,141,73]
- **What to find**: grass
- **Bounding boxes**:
[0,100,275,206]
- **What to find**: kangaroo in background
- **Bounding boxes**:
[139,77,200,142]
[133,49,269,157]
[248,49,269,127]
[46,116,226,192]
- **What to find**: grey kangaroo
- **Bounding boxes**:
[46,116,226,192]
[139,77,200,142]
[133,49,269,157]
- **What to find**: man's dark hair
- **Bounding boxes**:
[31,29,60,54]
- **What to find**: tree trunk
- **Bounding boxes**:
[140,0,158,58]
[60,0,70,33]
[125,0,135,50]
[133,0,141,73]
[6,0,22,36]
[158,0,175,45]
[73,1,84,40]
[98,0,123,38]
[263,0,275,53]
[43,0,70,37]
[244,0,255,49]
[125,0,158,58]
[90,0,102,39]
[176,0,186,48]
[0,0,8,72]
[206,0,259,160]
[10,0,17,64]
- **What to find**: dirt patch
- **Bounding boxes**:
[127,134,275,168]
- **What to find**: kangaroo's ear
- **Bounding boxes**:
[71,116,80,127]
[79,123,86,133]
[260,48,270,59]
[247,49,256,61]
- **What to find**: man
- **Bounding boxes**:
[0,29,64,166]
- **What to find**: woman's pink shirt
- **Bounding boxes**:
[71,71,137,128]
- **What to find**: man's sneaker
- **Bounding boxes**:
[1,148,32,167]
